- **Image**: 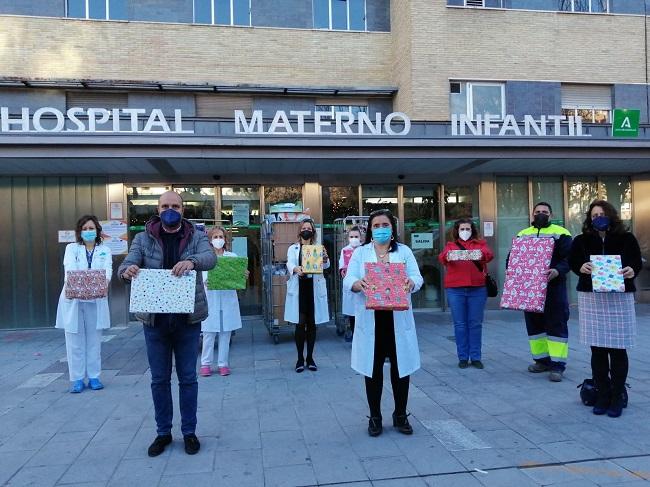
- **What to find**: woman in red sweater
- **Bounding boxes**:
[438,219,494,369]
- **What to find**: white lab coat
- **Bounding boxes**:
[284,243,330,325]
[339,245,358,316]
[343,243,423,378]
[55,242,112,333]
[201,251,243,333]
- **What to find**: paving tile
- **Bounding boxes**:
[613,456,650,480]
[423,472,485,486]
[471,467,541,487]
[566,460,643,484]
[212,448,264,487]
[521,465,588,485]
[263,463,317,487]
[361,455,418,480]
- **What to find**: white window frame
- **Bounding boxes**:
[314,104,368,119]
[193,0,252,26]
[452,81,506,121]
[560,0,609,13]
[561,107,610,124]
[314,0,367,31]
[66,0,116,20]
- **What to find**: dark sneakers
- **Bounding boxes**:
[306,358,318,371]
[295,359,305,373]
[367,416,383,437]
[458,360,469,369]
[147,434,172,457]
[528,362,550,373]
[471,360,484,369]
[392,413,413,435]
[184,434,201,455]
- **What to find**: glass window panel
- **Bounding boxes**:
[174,187,216,222]
[594,110,609,124]
[126,186,172,240]
[322,186,360,224]
[264,186,303,214]
[194,0,212,23]
[233,0,250,25]
[567,178,598,237]
[215,0,231,24]
[561,108,576,118]
[573,0,590,11]
[444,185,479,224]
[361,185,397,216]
[577,108,594,123]
[403,185,442,309]
[591,0,608,12]
[313,0,330,28]
[450,83,467,117]
[532,176,564,225]
[332,0,348,29]
[88,0,107,19]
[109,0,127,19]
[67,0,86,17]
[599,177,632,223]
[496,177,529,290]
[471,84,503,120]
[349,0,365,30]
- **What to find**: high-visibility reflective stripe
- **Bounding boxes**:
[529,336,549,357]
[517,224,571,238]
[548,339,569,360]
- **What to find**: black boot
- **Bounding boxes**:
[368,416,383,437]
[593,378,611,416]
[392,413,413,435]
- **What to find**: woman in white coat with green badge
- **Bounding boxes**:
[343,209,423,437]
[200,226,248,377]
[55,215,112,393]
[285,219,330,373]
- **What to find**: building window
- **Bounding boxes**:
[66,0,127,20]
[313,0,366,31]
[450,81,505,120]
[559,0,608,13]
[193,0,251,26]
[561,84,611,124]
[314,105,368,119]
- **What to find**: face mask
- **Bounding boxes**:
[458,230,472,241]
[592,216,610,231]
[532,213,550,229]
[80,230,96,242]
[349,237,361,248]
[160,208,182,228]
[300,230,314,240]
[372,227,392,244]
[212,238,225,249]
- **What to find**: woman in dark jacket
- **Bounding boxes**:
[569,200,642,418]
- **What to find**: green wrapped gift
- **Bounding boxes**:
[207,257,248,290]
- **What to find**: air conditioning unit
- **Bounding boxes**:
[465,0,484,6]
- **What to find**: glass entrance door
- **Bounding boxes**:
[403,185,443,309]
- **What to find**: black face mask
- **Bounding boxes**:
[300,230,314,240]
[532,213,550,229]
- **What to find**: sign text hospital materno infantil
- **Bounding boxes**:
[0,107,194,133]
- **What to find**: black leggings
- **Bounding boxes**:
[365,311,410,418]
[295,312,316,362]
[591,346,628,395]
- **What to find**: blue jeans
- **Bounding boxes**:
[446,286,487,361]
[143,316,201,436]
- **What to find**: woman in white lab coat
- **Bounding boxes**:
[55,215,112,393]
[285,219,330,373]
[200,226,248,377]
[343,209,423,437]
[339,226,363,342]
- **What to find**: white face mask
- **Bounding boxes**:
[349,237,361,248]
[458,230,472,241]
[212,238,225,249]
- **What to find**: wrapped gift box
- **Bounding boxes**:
[591,255,625,293]
[207,257,248,290]
[65,270,108,300]
[500,237,555,313]
[447,249,483,261]
[129,269,196,313]
[301,245,324,274]
[364,262,410,311]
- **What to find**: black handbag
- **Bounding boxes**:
[578,378,629,408]
[455,242,498,297]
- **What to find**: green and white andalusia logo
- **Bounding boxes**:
[612,109,640,137]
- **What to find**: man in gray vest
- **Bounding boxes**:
[119,191,216,456]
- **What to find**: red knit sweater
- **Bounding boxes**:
[438,239,494,288]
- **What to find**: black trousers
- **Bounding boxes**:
[591,346,628,401]
[295,277,317,362]
[365,311,410,418]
